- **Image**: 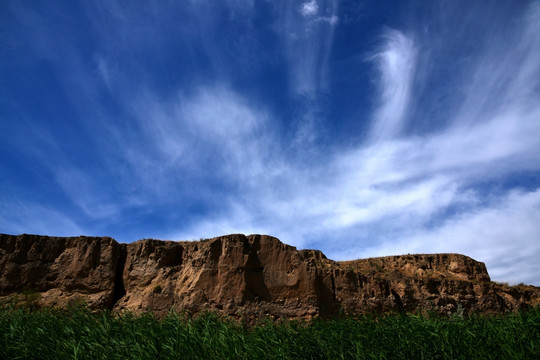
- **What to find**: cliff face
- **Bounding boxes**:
[1,233,538,320]
[0,234,122,309]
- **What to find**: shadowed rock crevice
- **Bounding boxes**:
[111,244,127,309]
[391,289,405,313]
[315,272,339,318]
[244,253,271,302]
[241,235,270,302]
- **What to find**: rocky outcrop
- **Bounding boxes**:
[1,233,538,321]
[0,234,122,309]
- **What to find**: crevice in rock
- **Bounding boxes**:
[243,242,271,302]
[391,289,405,313]
[315,271,337,318]
[111,243,127,309]
[331,273,337,301]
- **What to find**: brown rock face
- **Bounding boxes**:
[1,233,538,320]
[0,234,122,309]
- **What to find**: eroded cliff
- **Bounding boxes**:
[0,234,122,309]
[1,233,538,321]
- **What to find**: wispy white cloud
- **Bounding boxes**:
[369,30,417,141]
[172,97,539,243]
[124,86,277,185]
[274,0,339,98]
[301,1,319,17]
[316,15,339,26]
[94,55,113,91]
[54,168,122,220]
[451,5,540,129]
[0,200,84,237]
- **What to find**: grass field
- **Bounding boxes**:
[0,306,538,359]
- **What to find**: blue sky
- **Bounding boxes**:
[1,0,539,285]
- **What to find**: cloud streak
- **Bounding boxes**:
[274,0,339,98]
[369,30,417,141]
[301,1,319,17]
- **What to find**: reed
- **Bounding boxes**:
[0,306,538,359]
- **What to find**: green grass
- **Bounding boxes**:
[0,306,538,359]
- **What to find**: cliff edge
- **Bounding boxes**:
[1,233,538,321]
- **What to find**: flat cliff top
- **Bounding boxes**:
[0,232,508,285]
[338,253,491,283]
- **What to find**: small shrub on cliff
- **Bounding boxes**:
[19,288,41,309]
[66,298,88,310]
[153,285,162,295]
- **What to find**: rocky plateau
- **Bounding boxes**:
[1,233,538,322]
